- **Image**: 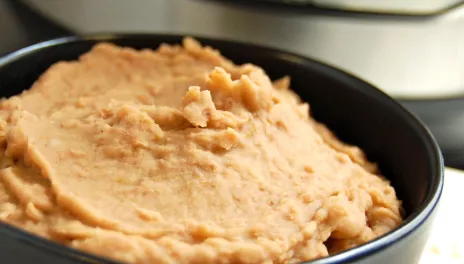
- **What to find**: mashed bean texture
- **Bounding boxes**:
[0,38,402,264]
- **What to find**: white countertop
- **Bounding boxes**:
[420,167,464,263]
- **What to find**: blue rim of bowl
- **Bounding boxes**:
[0,34,445,264]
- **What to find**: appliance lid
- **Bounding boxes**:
[247,0,464,16]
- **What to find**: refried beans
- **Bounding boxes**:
[0,38,403,264]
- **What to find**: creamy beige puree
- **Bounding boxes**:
[0,38,402,264]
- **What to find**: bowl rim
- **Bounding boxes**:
[0,33,444,264]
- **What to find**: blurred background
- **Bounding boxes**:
[1,0,463,168]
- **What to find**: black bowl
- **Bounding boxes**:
[0,34,443,264]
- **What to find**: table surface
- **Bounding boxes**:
[420,168,464,263]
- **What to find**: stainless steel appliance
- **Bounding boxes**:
[22,0,464,99]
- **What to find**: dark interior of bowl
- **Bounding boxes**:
[0,34,442,264]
